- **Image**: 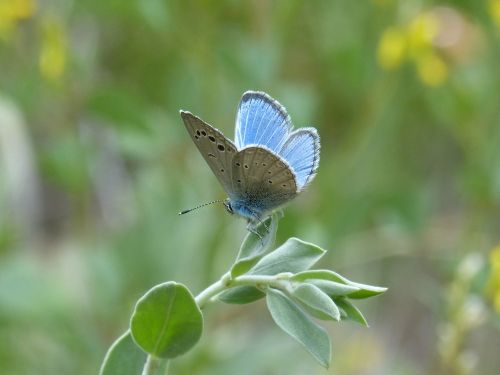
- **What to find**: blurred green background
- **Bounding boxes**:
[1,0,500,374]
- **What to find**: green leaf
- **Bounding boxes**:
[266,288,331,368]
[291,270,350,284]
[335,298,368,327]
[99,331,147,375]
[231,215,278,277]
[307,279,360,296]
[292,270,387,299]
[291,284,340,321]
[249,238,325,276]
[130,282,203,359]
[218,286,265,304]
[345,282,387,299]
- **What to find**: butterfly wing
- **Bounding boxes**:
[235,91,292,153]
[180,111,237,194]
[278,128,320,190]
[231,146,297,214]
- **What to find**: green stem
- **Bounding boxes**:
[141,355,161,375]
[194,272,292,309]
[195,272,231,308]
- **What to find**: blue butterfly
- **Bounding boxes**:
[180,91,320,227]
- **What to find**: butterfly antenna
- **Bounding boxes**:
[178,199,225,215]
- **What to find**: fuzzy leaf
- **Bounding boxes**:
[218,286,265,304]
[292,283,340,321]
[266,288,331,368]
[231,215,278,277]
[293,270,387,299]
[249,238,325,276]
[335,298,369,327]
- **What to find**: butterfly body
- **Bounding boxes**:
[181,91,320,226]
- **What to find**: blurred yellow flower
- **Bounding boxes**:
[415,52,448,87]
[489,0,500,27]
[377,9,449,87]
[487,245,500,312]
[39,15,67,82]
[0,0,36,39]
[407,13,439,58]
[377,27,406,70]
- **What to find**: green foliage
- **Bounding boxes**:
[99,215,385,371]
[335,298,369,327]
[130,282,203,359]
[231,215,278,277]
[293,270,388,298]
[217,286,266,304]
[266,288,331,368]
[99,332,146,375]
[248,238,325,275]
[291,283,340,321]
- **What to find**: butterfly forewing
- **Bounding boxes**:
[180,111,237,194]
[231,146,297,211]
[235,91,292,153]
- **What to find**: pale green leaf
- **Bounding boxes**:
[335,298,369,327]
[266,288,331,368]
[292,283,340,321]
[249,238,325,276]
[307,279,360,296]
[293,270,387,299]
[218,286,265,304]
[231,215,278,277]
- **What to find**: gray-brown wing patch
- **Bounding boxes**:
[180,111,237,194]
[231,146,297,212]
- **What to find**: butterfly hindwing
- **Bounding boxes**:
[279,128,320,190]
[180,111,237,194]
[231,146,297,212]
[235,91,292,153]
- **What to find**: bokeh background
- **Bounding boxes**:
[1,0,500,374]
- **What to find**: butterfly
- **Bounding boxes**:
[180,91,320,228]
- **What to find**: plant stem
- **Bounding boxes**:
[195,272,230,308]
[194,272,292,309]
[141,355,162,375]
